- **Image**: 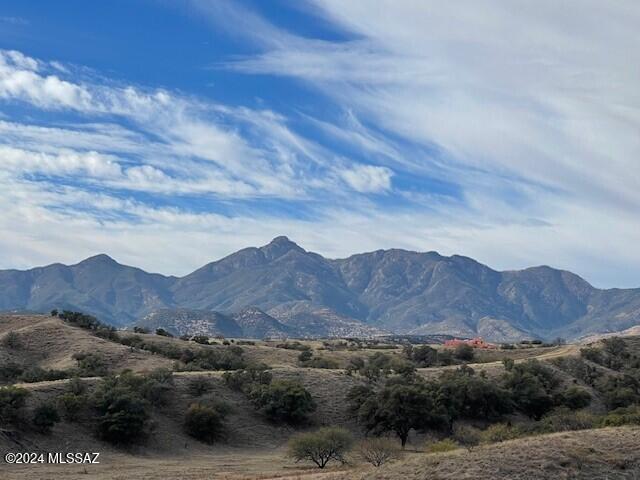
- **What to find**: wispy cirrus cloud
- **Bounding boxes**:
[1,0,639,289]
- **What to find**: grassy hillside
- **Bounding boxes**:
[1,314,640,479]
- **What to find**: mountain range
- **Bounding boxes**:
[1,236,639,341]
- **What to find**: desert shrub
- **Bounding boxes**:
[426,438,459,453]
[188,376,213,396]
[500,343,515,350]
[222,365,272,393]
[133,326,149,334]
[481,423,522,443]
[599,406,640,426]
[556,386,592,410]
[539,408,597,433]
[551,356,600,386]
[357,437,398,467]
[1,331,22,349]
[345,356,366,376]
[19,367,71,383]
[95,391,149,444]
[0,386,30,425]
[92,373,155,444]
[250,379,316,424]
[452,424,482,451]
[140,368,174,406]
[32,403,60,433]
[287,427,353,469]
[598,375,640,409]
[0,362,24,383]
[454,344,475,362]
[73,352,109,377]
[502,360,558,419]
[302,356,339,369]
[68,377,87,396]
[155,328,173,337]
[191,335,210,345]
[437,349,455,366]
[276,341,310,351]
[184,402,229,443]
[57,393,88,422]
[405,345,438,367]
[298,350,313,363]
[59,311,118,340]
[502,358,515,371]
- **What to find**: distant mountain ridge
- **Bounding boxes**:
[1,236,639,340]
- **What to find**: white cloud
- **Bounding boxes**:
[340,164,393,193]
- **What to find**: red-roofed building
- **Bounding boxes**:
[444,337,496,349]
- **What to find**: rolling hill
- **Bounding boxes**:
[1,236,640,340]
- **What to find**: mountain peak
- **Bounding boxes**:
[79,254,119,266]
[260,236,305,260]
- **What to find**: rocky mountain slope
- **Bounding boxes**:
[1,236,640,340]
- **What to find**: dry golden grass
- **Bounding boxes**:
[1,314,636,480]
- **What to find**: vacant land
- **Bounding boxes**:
[1,314,639,479]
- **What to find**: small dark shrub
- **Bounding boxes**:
[192,335,210,345]
[454,344,475,362]
[188,376,213,397]
[250,379,316,423]
[32,403,60,433]
[0,386,30,425]
[155,328,173,337]
[57,393,87,422]
[184,402,228,443]
[556,386,592,410]
[1,331,22,349]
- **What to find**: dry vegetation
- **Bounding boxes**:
[1,313,639,480]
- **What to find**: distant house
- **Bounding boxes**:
[444,337,497,349]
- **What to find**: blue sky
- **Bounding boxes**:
[0,1,639,288]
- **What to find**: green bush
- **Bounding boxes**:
[155,328,173,337]
[188,376,213,396]
[481,423,522,443]
[1,331,22,349]
[287,427,353,469]
[451,424,482,451]
[222,365,272,393]
[184,402,229,443]
[426,438,459,453]
[0,386,30,426]
[32,403,60,433]
[298,350,313,363]
[599,406,640,427]
[19,367,71,383]
[302,356,339,369]
[556,386,592,410]
[57,393,87,422]
[191,335,210,345]
[250,379,316,424]
[73,352,109,377]
[454,344,475,362]
[0,362,24,383]
[92,374,153,444]
[538,407,597,433]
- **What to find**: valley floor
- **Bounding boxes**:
[3,427,640,480]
